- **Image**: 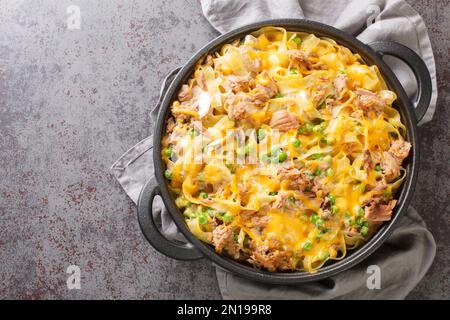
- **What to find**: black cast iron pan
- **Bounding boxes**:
[137,19,432,284]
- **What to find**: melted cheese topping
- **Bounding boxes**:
[162,27,408,272]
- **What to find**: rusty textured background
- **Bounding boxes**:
[0,0,448,299]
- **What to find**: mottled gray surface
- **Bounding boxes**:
[0,0,447,299]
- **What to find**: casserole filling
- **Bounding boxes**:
[161,27,411,272]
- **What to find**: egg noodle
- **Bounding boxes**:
[161,27,411,272]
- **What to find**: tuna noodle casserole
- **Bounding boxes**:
[161,27,411,272]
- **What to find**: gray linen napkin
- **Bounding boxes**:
[111,0,437,299]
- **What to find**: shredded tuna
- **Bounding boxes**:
[355,88,386,115]
[228,75,254,94]
[245,59,261,73]
[381,151,400,182]
[389,140,411,160]
[247,215,270,229]
[270,110,299,131]
[248,245,292,272]
[333,74,348,95]
[250,72,278,105]
[205,54,214,66]
[287,50,311,69]
[320,208,332,220]
[364,198,397,222]
[381,140,411,182]
[178,84,193,102]
[255,82,277,99]
[227,98,250,121]
[242,51,261,73]
[312,177,329,195]
[367,179,387,192]
[273,193,306,211]
[250,88,271,106]
[196,70,207,91]
[212,225,240,259]
[312,86,334,108]
[277,166,310,191]
[320,192,334,219]
[166,117,175,134]
[363,150,373,172]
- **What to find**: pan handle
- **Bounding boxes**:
[368,41,432,123]
[137,179,203,260]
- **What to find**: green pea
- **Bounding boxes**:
[198,212,208,225]
[292,139,301,147]
[277,151,288,162]
[199,191,208,199]
[164,170,173,180]
[302,241,313,251]
[162,147,172,157]
[356,184,366,193]
[305,122,314,133]
[222,212,233,223]
[315,218,324,226]
[340,69,347,74]
[331,205,339,215]
[375,164,382,172]
[310,213,318,224]
[326,194,336,205]
[293,36,302,45]
[358,207,365,216]
[290,68,298,75]
[313,122,327,134]
[360,226,369,237]
[356,217,367,227]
